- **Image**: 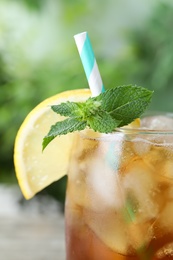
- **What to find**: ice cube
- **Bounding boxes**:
[122,160,159,222]
[141,115,173,130]
[67,165,87,208]
[132,138,151,156]
[161,160,173,179]
[85,206,153,255]
[86,156,124,212]
[68,149,124,212]
[158,201,173,230]
[85,210,130,255]
[143,146,164,171]
[143,146,173,190]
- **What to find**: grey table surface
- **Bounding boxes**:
[0,185,66,260]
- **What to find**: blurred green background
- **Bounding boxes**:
[1,0,173,204]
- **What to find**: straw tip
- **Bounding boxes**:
[74,31,87,39]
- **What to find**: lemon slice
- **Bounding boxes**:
[126,118,140,128]
[121,118,141,130]
[14,89,91,199]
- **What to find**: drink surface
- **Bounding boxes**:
[65,114,173,260]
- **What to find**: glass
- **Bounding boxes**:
[65,113,173,259]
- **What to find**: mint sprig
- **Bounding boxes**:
[42,85,153,150]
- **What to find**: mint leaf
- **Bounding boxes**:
[42,118,86,150]
[42,136,55,150]
[51,102,83,117]
[93,85,153,126]
[87,111,121,133]
[43,85,153,149]
[52,99,102,119]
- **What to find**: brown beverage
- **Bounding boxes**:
[65,114,173,259]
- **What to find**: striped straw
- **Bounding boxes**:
[74,32,105,97]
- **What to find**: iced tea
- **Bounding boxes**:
[65,114,173,259]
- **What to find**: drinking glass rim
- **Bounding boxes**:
[80,111,173,139]
[80,128,173,141]
[117,110,173,135]
[116,127,173,135]
[119,110,173,135]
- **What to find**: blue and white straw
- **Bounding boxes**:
[74,32,105,97]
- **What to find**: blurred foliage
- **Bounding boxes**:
[16,0,45,10]
[1,0,173,203]
[111,2,173,111]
